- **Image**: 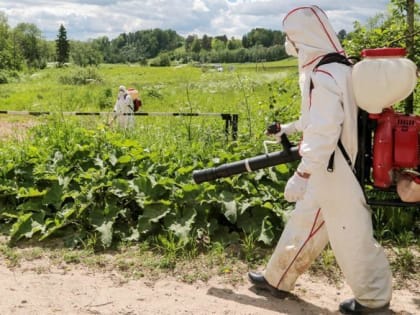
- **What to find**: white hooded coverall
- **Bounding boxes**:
[263,6,392,308]
[113,85,135,129]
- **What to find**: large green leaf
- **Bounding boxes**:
[131,175,154,197]
[164,207,197,240]
[10,211,45,241]
[117,154,132,164]
[90,201,121,247]
[237,207,271,234]
[174,183,201,201]
[16,199,44,212]
[109,178,131,198]
[258,216,275,245]
[17,187,46,198]
[42,180,64,209]
[137,201,171,234]
[219,191,237,223]
[95,221,114,247]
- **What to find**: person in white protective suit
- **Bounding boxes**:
[109,85,135,129]
[248,6,392,314]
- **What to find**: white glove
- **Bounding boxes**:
[272,122,297,143]
[266,121,297,143]
[284,172,308,202]
[279,122,297,136]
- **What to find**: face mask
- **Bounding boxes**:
[285,38,298,57]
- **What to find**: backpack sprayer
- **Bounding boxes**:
[192,48,420,207]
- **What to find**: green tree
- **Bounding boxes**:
[0,12,17,70]
[91,36,111,63]
[227,37,242,50]
[13,22,46,68]
[214,35,228,45]
[56,24,70,66]
[185,35,195,52]
[337,29,347,41]
[343,0,419,62]
[212,38,226,51]
[343,0,419,113]
[243,28,274,47]
[191,37,201,53]
[241,28,285,48]
[405,0,416,113]
[272,30,285,45]
[70,40,102,67]
[201,34,212,51]
[242,35,250,48]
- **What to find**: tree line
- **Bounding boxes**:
[0,11,290,73]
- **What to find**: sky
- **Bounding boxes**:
[0,0,398,41]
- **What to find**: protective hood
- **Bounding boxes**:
[118,85,127,99]
[282,5,359,173]
[282,5,344,70]
[285,37,298,57]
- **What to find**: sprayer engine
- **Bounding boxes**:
[370,108,420,188]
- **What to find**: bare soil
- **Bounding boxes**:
[0,254,418,315]
[0,116,38,141]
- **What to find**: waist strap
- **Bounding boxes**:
[327,140,353,173]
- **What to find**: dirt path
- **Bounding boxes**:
[0,117,37,140]
[0,260,418,315]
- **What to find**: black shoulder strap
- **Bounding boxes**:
[327,140,354,173]
[310,53,352,92]
[315,52,353,68]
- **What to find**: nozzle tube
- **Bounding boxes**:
[193,146,300,184]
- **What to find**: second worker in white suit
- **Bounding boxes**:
[110,85,135,129]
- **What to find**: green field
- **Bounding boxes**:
[0,59,297,110]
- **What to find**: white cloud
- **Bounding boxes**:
[193,0,210,12]
[0,0,391,40]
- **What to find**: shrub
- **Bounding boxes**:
[58,67,103,85]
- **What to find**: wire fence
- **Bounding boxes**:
[0,110,239,140]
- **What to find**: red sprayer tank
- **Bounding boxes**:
[370,109,420,188]
[352,47,419,189]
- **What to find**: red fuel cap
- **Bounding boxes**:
[361,47,406,57]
